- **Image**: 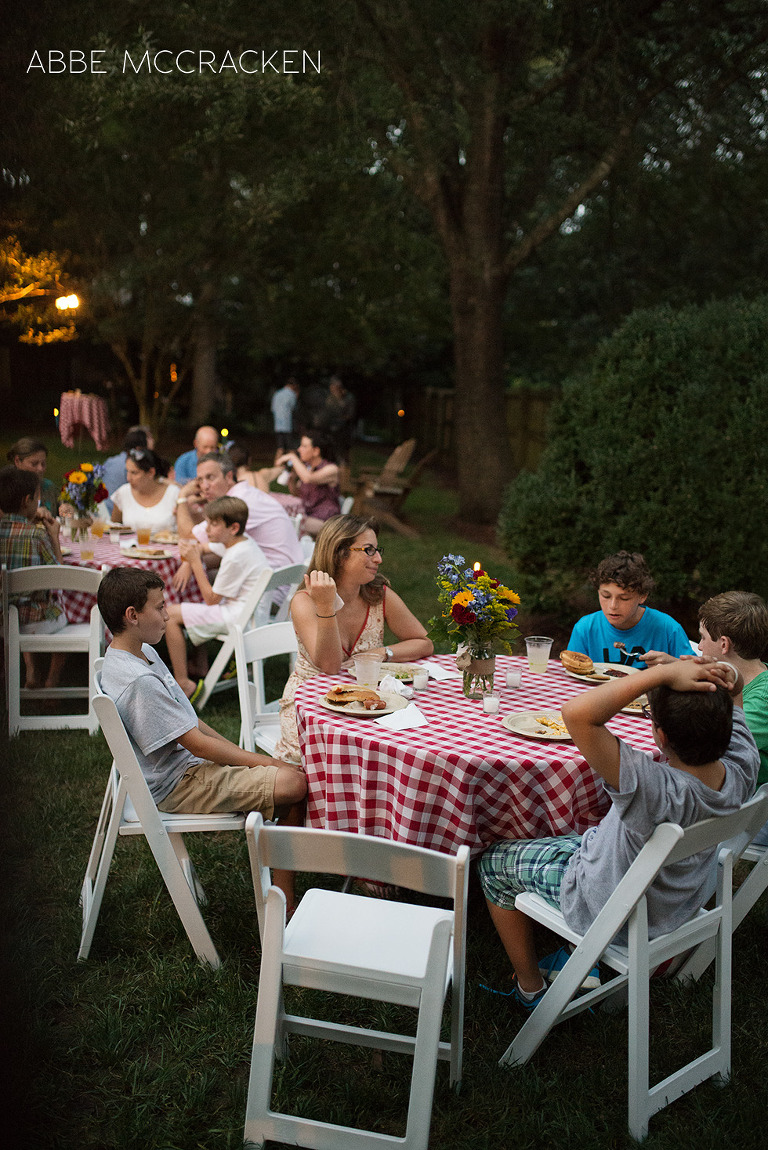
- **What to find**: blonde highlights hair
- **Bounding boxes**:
[308,514,388,605]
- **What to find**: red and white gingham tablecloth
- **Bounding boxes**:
[296,654,661,857]
[59,391,111,451]
[60,536,203,623]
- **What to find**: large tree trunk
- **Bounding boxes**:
[190,315,217,426]
[447,255,511,523]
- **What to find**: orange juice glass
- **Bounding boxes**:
[80,544,95,562]
[137,526,151,546]
[91,520,105,538]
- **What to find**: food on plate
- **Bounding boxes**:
[534,712,569,738]
[325,685,387,711]
[623,695,649,714]
[560,650,594,675]
[152,529,179,544]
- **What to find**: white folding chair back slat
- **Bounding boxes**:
[78,675,245,968]
[243,813,469,1150]
[194,565,272,710]
[676,782,768,982]
[500,788,768,1141]
[3,563,105,735]
[233,622,297,755]
[196,561,307,709]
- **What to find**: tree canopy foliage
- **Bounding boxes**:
[0,236,79,345]
[3,1,768,486]
[499,294,768,609]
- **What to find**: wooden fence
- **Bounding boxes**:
[412,386,555,473]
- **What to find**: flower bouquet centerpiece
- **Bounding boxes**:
[428,554,521,698]
[59,463,108,540]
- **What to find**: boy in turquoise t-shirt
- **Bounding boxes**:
[568,550,691,668]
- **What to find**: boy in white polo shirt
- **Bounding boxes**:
[164,495,268,701]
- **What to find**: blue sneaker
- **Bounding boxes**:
[479,976,547,1013]
[539,946,600,991]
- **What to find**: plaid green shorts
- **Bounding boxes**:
[478,834,582,911]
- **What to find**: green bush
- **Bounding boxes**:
[499,295,768,610]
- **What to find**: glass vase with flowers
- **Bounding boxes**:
[428,554,521,698]
[59,463,108,541]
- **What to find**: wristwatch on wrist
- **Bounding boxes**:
[385,647,394,661]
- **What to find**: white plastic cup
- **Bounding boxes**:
[506,668,522,689]
[412,668,429,691]
[525,636,553,674]
[354,653,383,690]
[482,690,500,714]
[109,528,121,545]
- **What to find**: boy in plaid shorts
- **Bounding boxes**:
[479,658,758,1009]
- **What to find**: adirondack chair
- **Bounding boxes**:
[351,438,417,492]
[353,447,437,538]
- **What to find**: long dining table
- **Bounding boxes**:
[59,532,204,623]
[295,653,660,857]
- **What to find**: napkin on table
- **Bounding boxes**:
[423,661,462,682]
[374,703,428,730]
[379,674,414,699]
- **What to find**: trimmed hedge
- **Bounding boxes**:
[499,295,768,610]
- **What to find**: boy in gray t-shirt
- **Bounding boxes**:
[97,566,307,911]
[479,658,759,1010]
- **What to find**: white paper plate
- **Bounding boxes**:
[320,692,409,718]
[60,546,72,556]
[562,661,640,684]
[502,709,572,742]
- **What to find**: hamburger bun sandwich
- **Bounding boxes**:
[326,685,387,710]
[559,650,595,676]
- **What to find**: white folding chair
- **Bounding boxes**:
[265,559,308,624]
[244,813,469,1150]
[194,566,272,710]
[499,789,768,1141]
[196,562,307,710]
[340,494,354,514]
[676,783,768,982]
[233,622,297,756]
[3,563,105,736]
[78,676,245,968]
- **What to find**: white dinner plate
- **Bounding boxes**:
[562,661,640,684]
[621,695,649,716]
[502,709,573,742]
[105,522,133,533]
[151,530,179,544]
[121,547,176,560]
[378,662,421,683]
[320,692,409,718]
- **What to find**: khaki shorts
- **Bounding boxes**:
[157,760,278,820]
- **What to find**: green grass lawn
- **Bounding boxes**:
[1,433,766,1148]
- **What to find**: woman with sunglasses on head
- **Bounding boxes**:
[111,447,180,533]
[274,514,433,762]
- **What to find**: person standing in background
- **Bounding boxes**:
[320,376,356,465]
[270,378,300,460]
